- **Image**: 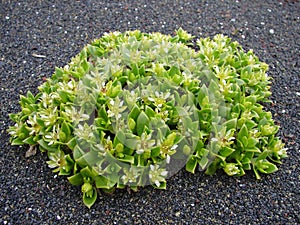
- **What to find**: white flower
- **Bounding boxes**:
[149,164,168,187]
[159,141,178,160]
[47,150,63,169]
[136,132,155,154]
[107,97,127,120]
[75,82,97,106]
[8,123,19,137]
[74,123,95,141]
[121,167,140,185]
[148,91,171,109]
[27,114,42,135]
[65,106,90,123]
[40,107,58,126]
[40,93,53,108]
[85,71,107,92]
[125,90,139,107]
[44,125,60,145]
[57,79,76,93]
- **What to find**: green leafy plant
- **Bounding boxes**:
[8,29,287,208]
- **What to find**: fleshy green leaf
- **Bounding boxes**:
[198,156,209,170]
[82,187,97,209]
[219,147,235,157]
[136,111,150,136]
[223,118,237,130]
[186,156,198,173]
[23,136,37,145]
[117,154,135,164]
[37,139,57,152]
[238,124,249,140]
[11,138,25,145]
[94,175,116,189]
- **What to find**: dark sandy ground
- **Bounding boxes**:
[0,1,299,224]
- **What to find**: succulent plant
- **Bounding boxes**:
[8,29,287,208]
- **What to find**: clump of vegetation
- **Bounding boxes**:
[8,29,287,208]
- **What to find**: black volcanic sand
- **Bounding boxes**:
[0,1,299,224]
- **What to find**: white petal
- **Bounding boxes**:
[166,155,170,164]
[211,137,218,142]
[150,164,155,171]
[68,81,74,89]
[155,180,160,187]
[81,114,90,120]
[9,130,16,135]
[164,92,171,99]
[136,149,144,154]
[77,124,83,130]
[148,140,156,147]
[161,171,168,177]
[140,133,146,140]
[171,144,178,150]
